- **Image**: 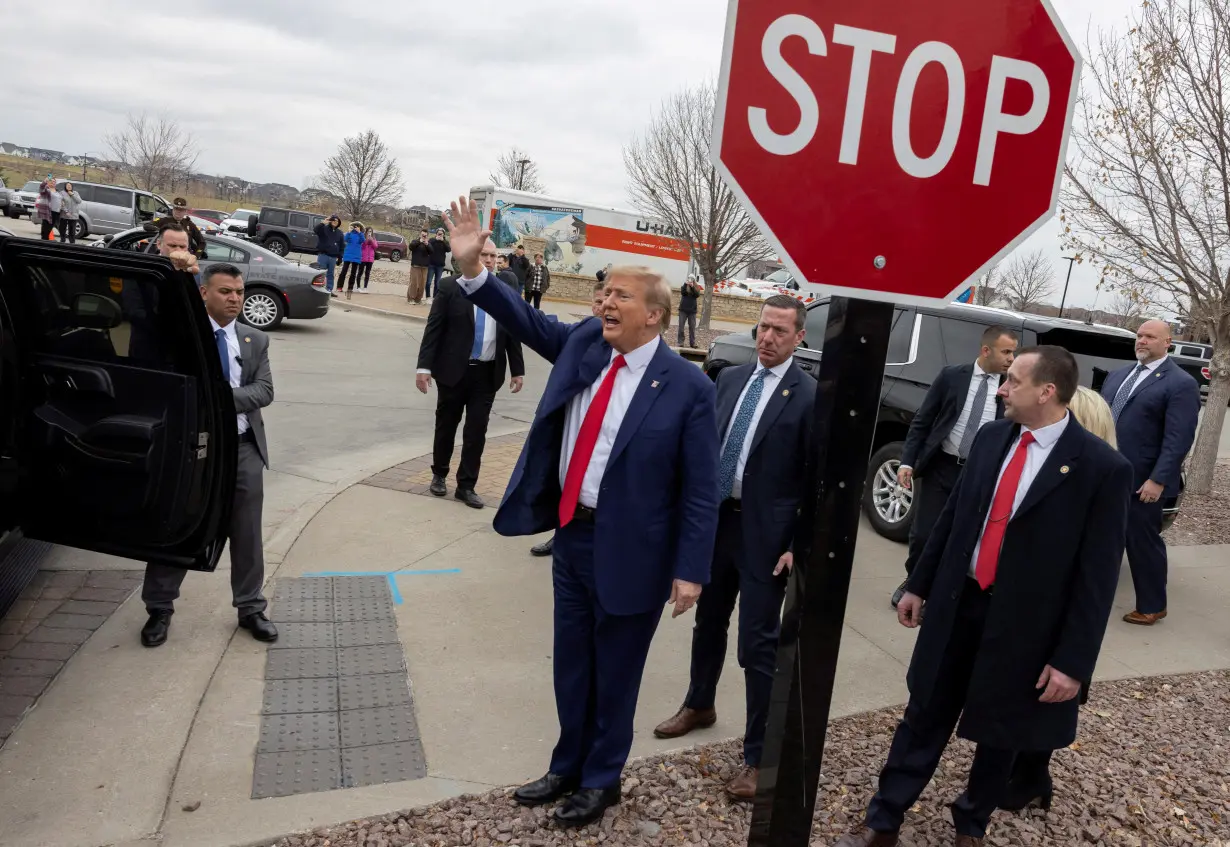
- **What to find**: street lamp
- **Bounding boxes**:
[1059,255,1077,318]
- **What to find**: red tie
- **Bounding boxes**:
[559,354,627,527]
[974,431,1035,589]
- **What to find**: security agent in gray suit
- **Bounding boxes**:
[140,262,279,647]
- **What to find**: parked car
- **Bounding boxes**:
[372,231,407,262]
[26,180,173,239]
[219,208,260,236]
[0,233,240,572]
[249,206,330,257]
[99,227,330,330]
[188,215,223,236]
[703,300,1194,541]
[192,209,227,224]
[0,179,8,215]
[8,180,40,218]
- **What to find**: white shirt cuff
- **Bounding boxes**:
[457,267,490,293]
[416,368,431,375]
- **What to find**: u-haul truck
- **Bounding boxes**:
[468,185,692,284]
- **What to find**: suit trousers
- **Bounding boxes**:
[431,362,497,491]
[866,579,1014,839]
[1125,496,1167,614]
[549,519,661,789]
[683,501,786,766]
[143,441,268,617]
[904,452,961,575]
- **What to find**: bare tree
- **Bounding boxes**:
[997,250,1058,312]
[1106,289,1149,330]
[1061,0,1230,494]
[974,263,1002,306]
[489,148,546,193]
[104,113,199,193]
[317,130,404,219]
[624,83,770,329]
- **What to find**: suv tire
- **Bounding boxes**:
[240,286,286,330]
[263,235,290,256]
[73,220,88,239]
[863,441,913,543]
[390,249,402,262]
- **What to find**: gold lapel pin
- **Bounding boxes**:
[244,337,251,343]
[782,389,790,396]
[1060,465,1070,474]
[651,380,660,388]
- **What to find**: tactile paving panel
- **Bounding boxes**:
[331,576,392,598]
[331,595,395,621]
[252,749,341,799]
[272,597,335,623]
[258,711,340,753]
[272,578,333,600]
[335,619,399,648]
[265,647,338,679]
[263,677,339,715]
[339,705,422,748]
[337,644,406,676]
[267,622,336,650]
[338,673,412,711]
[342,741,428,788]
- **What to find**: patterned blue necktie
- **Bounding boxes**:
[215,328,231,381]
[1111,364,1147,421]
[471,307,487,359]
[718,369,768,498]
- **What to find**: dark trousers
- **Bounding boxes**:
[904,452,961,575]
[684,501,786,766]
[40,218,55,240]
[677,312,697,347]
[524,288,543,309]
[142,441,268,617]
[866,579,1014,839]
[359,260,373,287]
[549,519,661,789]
[431,361,496,491]
[426,264,445,297]
[338,260,363,291]
[1125,496,1167,614]
[59,217,77,243]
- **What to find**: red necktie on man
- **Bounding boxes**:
[559,355,627,526]
[974,431,1036,589]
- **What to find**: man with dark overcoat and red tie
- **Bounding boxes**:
[439,196,720,828]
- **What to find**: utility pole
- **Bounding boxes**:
[515,158,530,191]
[1059,255,1077,318]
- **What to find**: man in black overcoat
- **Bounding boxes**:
[834,346,1133,847]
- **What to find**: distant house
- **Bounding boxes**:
[27,148,66,163]
[0,142,30,158]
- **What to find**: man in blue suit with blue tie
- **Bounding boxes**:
[1100,319,1200,625]
[441,196,720,827]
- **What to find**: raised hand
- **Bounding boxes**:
[443,196,493,279]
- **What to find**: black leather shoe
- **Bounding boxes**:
[891,579,908,609]
[429,475,447,497]
[513,772,579,806]
[530,537,554,557]
[554,786,620,827]
[140,610,173,648]
[455,488,484,509]
[239,612,279,643]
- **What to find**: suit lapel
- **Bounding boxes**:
[1122,358,1169,409]
[748,362,800,457]
[239,333,254,383]
[1012,419,1086,521]
[607,342,672,468]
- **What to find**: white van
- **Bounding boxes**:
[59,181,172,238]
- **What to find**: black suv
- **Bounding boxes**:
[0,233,238,572]
[249,206,328,257]
[703,299,1197,542]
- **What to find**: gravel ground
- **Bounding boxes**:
[267,671,1229,847]
[1163,460,1229,547]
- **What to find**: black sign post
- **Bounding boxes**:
[748,295,895,847]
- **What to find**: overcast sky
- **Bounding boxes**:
[0,0,1133,309]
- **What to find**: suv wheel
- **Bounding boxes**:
[241,287,285,330]
[263,235,290,256]
[389,249,402,262]
[863,441,913,543]
[74,220,88,239]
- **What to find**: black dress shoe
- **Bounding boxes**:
[553,786,621,827]
[514,772,580,806]
[455,488,484,509]
[239,612,279,643]
[141,610,173,648]
[429,475,447,497]
[530,537,555,557]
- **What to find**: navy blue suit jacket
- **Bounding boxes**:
[461,271,720,616]
[1100,357,1200,496]
[715,361,815,578]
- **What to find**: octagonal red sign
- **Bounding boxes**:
[713,0,1080,305]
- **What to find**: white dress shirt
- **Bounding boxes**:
[968,412,1069,577]
[722,357,792,499]
[943,362,999,457]
[209,316,250,434]
[456,267,657,509]
[1119,355,1166,399]
[414,299,497,375]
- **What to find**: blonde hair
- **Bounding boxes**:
[1069,385,1117,449]
[607,265,672,333]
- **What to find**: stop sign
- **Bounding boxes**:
[713,0,1080,305]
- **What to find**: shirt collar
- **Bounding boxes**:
[756,355,793,379]
[972,361,990,378]
[616,335,660,374]
[1140,355,1166,373]
[208,315,237,339]
[1020,412,1069,449]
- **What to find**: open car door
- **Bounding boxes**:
[0,237,236,570]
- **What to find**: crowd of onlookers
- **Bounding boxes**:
[32,176,83,243]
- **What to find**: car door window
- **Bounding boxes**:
[937,318,993,365]
[886,309,917,365]
[803,302,830,346]
[93,186,131,209]
[73,184,95,202]
[261,209,289,226]
[289,213,309,228]
[202,240,246,263]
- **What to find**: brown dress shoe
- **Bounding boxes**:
[954,836,984,847]
[833,829,899,846]
[653,705,716,738]
[1123,609,1167,625]
[725,766,758,800]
